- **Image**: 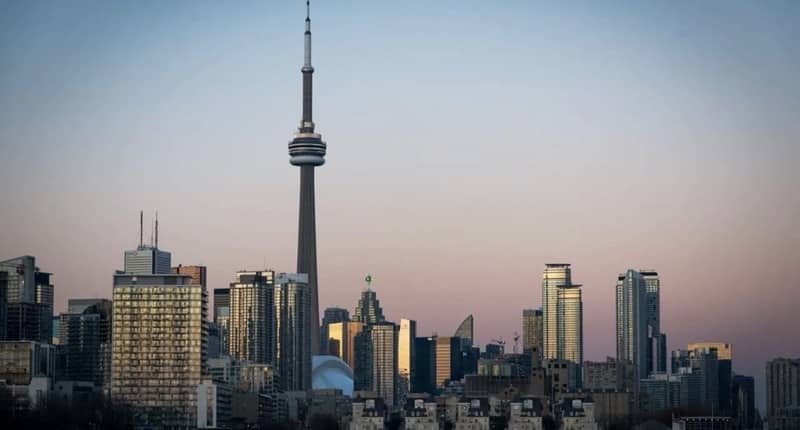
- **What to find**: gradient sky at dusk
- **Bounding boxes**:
[1,0,798,408]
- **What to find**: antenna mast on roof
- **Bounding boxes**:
[139,210,144,248]
[155,211,159,248]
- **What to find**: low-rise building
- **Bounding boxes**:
[0,341,56,410]
[671,416,733,430]
[455,398,490,430]
[557,398,598,430]
[403,395,439,430]
[350,396,386,430]
[509,397,546,430]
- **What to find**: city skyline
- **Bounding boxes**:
[1,0,799,413]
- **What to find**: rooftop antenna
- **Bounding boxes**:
[139,210,143,247]
[155,211,159,248]
[150,218,154,248]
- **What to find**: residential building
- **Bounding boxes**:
[350,396,386,430]
[523,309,543,358]
[766,358,800,430]
[616,270,648,380]
[228,270,275,363]
[274,272,312,391]
[57,298,112,386]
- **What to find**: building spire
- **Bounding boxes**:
[300,0,314,132]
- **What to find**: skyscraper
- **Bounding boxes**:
[616,270,648,380]
[58,298,112,386]
[435,336,462,388]
[398,318,416,393]
[111,231,207,427]
[289,0,327,355]
[213,287,230,356]
[369,322,398,406]
[454,315,474,349]
[353,287,385,325]
[557,284,583,364]
[413,337,436,395]
[522,309,543,357]
[641,270,667,374]
[321,307,349,354]
[327,320,364,370]
[1,256,53,344]
[688,342,733,414]
[228,270,275,363]
[273,272,312,391]
[765,358,800,429]
[542,263,571,360]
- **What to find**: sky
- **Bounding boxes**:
[1,0,798,410]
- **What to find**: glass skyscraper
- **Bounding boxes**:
[398,318,416,394]
[616,269,648,380]
[273,273,311,392]
[542,264,583,364]
[228,270,275,364]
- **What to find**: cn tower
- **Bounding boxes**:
[289,0,325,354]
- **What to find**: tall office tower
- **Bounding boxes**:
[289,0,327,355]
[557,284,583,365]
[353,288,385,325]
[58,298,112,385]
[321,307,349,354]
[213,288,230,355]
[732,375,755,430]
[435,336,462,388]
[641,270,667,374]
[228,270,275,363]
[616,270,649,380]
[273,273,312,391]
[413,337,436,394]
[454,315,474,349]
[542,263,572,360]
[370,322,398,406]
[523,309,543,358]
[765,358,800,429]
[688,342,733,415]
[672,347,721,413]
[398,319,416,394]
[328,321,364,369]
[353,329,373,392]
[111,236,207,427]
[1,256,53,344]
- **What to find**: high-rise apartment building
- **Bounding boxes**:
[213,288,230,356]
[228,270,275,363]
[522,309,543,357]
[398,318,416,394]
[273,273,311,391]
[542,264,583,364]
[765,358,800,430]
[616,270,649,380]
[641,270,667,374]
[370,322,398,406]
[321,307,349,354]
[557,284,583,364]
[111,262,207,426]
[58,298,112,385]
[353,288,385,325]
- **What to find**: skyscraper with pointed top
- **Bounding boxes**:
[289,0,326,354]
